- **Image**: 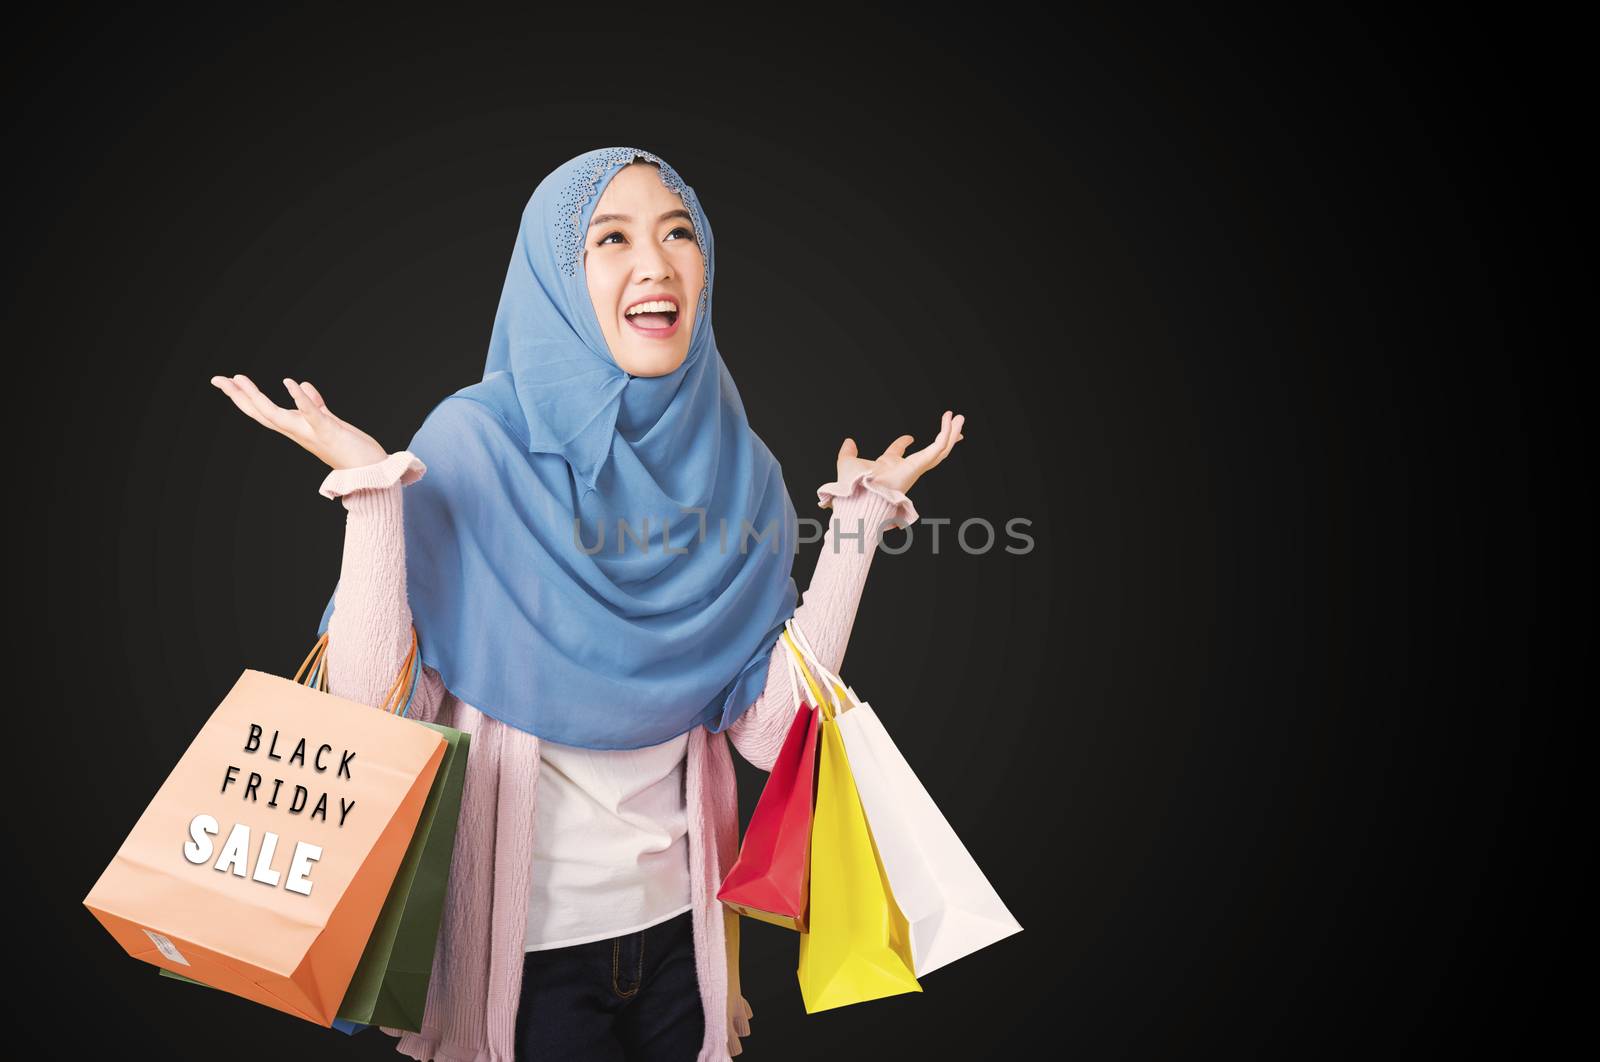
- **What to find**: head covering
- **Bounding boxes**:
[315,147,799,749]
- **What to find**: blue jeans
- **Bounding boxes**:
[515,908,705,1060]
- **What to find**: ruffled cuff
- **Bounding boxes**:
[318,451,427,500]
[815,467,919,527]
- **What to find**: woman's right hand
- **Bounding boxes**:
[210,374,389,472]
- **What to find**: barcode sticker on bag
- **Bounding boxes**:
[143,929,190,966]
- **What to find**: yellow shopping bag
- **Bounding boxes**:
[788,627,921,1013]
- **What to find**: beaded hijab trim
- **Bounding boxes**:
[555,147,711,316]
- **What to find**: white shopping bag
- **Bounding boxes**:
[786,622,1023,977]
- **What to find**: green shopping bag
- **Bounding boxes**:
[161,631,470,1033]
[162,718,468,1030]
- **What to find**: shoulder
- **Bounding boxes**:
[430,372,530,450]
[396,399,520,519]
[410,382,527,470]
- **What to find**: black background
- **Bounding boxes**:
[6,7,1558,1060]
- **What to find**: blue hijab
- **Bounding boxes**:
[315,147,800,749]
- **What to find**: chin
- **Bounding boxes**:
[620,347,689,377]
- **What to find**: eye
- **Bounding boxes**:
[596,226,697,248]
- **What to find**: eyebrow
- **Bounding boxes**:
[589,208,694,230]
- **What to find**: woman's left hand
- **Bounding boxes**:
[728,991,753,1055]
[725,907,752,1055]
[836,409,966,496]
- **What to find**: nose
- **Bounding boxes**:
[633,238,673,283]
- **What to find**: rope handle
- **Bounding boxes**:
[782,621,838,722]
[293,625,422,717]
[785,618,855,718]
[783,626,819,718]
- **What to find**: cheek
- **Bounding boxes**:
[585,272,618,326]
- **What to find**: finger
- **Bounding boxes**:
[905,411,953,470]
[211,377,279,433]
[231,374,300,434]
[284,378,326,431]
[298,379,358,431]
[939,413,965,459]
[881,433,915,460]
[933,411,962,460]
[297,379,330,411]
[837,437,858,462]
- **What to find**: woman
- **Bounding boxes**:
[210,146,965,1061]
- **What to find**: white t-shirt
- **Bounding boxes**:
[523,730,694,951]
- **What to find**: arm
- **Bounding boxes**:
[727,468,918,770]
[320,450,448,724]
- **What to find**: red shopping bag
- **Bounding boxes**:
[717,631,823,931]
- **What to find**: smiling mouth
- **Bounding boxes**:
[624,308,680,336]
[628,309,676,326]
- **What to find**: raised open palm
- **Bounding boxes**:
[209,374,389,472]
[836,409,966,497]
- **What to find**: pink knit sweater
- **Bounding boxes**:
[319,449,919,1062]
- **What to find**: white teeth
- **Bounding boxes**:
[626,300,677,316]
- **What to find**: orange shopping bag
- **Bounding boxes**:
[82,636,447,1028]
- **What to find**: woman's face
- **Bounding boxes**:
[583,162,705,378]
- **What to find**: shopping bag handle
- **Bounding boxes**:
[786,619,862,716]
[783,620,843,720]
[781,626,834,721]
[784,626,833,719]
[292,625,422,717]
[783,629,807,713]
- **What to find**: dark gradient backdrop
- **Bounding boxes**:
[7,8,1553,1061]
